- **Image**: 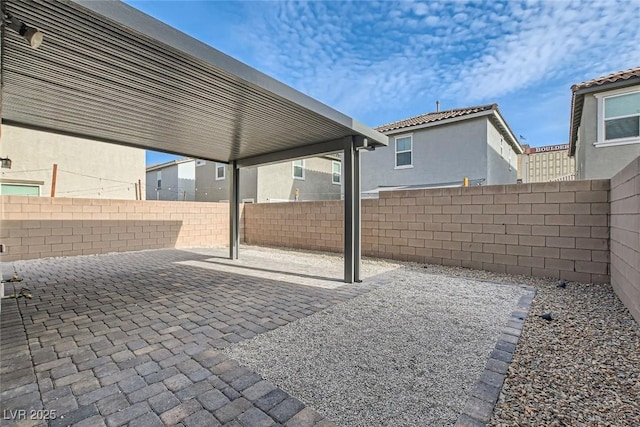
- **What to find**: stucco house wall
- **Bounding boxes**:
[195,161,258,202]
[575,93,640,180]
[177,161,196,201]
[147,163,177,201]
[0,125,145,200]
[195,157,340,203]
[486,119,518,184]
[146,159,195,201]
[362,118,489,191]
[256,157,339,202]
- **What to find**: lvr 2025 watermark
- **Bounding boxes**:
[3,409,57,421]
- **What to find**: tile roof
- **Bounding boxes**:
[375,104,497,132]
[571,66,640,92]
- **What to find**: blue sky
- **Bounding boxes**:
[133,0,640,166]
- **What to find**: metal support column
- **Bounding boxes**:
[353,146,361,282]
[229,161,239,260]
[343,138,356,283]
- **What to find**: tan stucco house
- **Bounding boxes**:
[0,125,146,199]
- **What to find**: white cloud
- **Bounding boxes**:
[230,0,638,128]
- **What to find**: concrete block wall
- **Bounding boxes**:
[1,179,619,286]
[0,196,236,262]
[244,201,344,252]
[610,158,640,323]
[245,180,611,284]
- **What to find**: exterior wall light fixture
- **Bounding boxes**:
[3,12,43,49]
[1,157,12,169]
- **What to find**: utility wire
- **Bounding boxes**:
[57,169,139,185]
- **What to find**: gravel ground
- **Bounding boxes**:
[489,280,640,426]
[224,265,529,426]
[401,262,640,426]
[221,246,639,425]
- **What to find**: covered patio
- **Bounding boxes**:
[0,0,387,283]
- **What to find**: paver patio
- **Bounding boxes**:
[1,248,393,427]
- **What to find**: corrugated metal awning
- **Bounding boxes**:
[1,0,387,164]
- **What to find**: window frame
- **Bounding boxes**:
[595,87,640,148]
[156,171,162,189]
[215,163,225,180]
[394,134,413,169]
[292,159,305,180]
[0,183,41,196]
[331,160,341,185]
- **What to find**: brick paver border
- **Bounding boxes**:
[455,287,536,426]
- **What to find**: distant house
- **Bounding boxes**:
[195,156,341,203]
[518,144,576,183]
[145,158,196,201]
[0,124,145,199]
[569,66,640,179]
[362,104,523,194]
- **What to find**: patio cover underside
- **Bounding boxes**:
[0,0,387,282]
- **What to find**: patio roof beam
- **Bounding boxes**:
[236,137,349,168]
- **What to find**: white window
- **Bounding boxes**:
[156,171,162,189]
[293,159,305,180]
[195,159,206,167]
[500,138,504,157]
[508,148,512,171]
[215,163,225,180]
[604,91,640,140]
[332,161,341,184]
[596,89,640,146]
[395,135,412,168]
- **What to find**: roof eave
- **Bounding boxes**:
[380,109,495,135]
[146,158,194,172]
[490,110,524,154]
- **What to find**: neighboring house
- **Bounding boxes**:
[0,124,145,199]
[518,144,576,183]
[362,104,523,193]
[145,158,196,201]
[195,156,342,203]
[569,66,640,179]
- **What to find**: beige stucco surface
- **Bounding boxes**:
[1,125,146,199]
[576,92,640,180]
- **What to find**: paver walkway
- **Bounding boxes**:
[1,249,383,427]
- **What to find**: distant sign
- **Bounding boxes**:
[528,144,569,154]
